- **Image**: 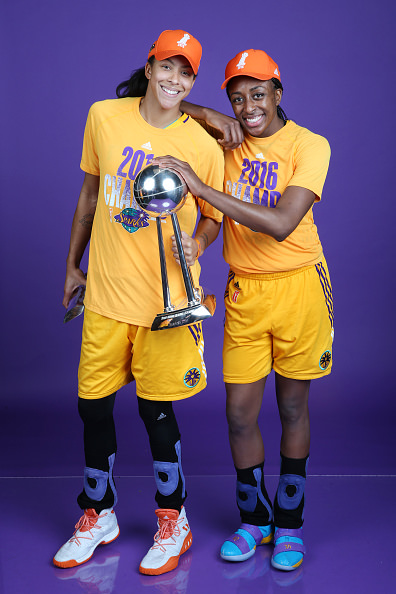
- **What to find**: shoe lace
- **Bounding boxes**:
[70,510,106,546]
[152,516,182,552]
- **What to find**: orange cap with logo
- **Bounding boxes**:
[221,49,281,89]
[148,30,202,75]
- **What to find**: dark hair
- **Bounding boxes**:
[271,78,288,122]
[226,76,288,122]
[116,55,197,98]
[116,56,154,98]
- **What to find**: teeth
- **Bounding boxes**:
[246,115,262,123]
[162,87,179,95]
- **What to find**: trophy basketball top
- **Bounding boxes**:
[133,165,188,217]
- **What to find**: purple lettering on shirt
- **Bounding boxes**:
[117,147,134,177]
[128,150,145,180]
[242,185,251,202]
[252,187,261,204]
[248,161,260,186]
[269,191,281,208]
[259,162,267,188]
[261,189,269,207]
[238,158,250,184]
[266,162,278,190]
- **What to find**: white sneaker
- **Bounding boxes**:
[139,507,192,576]
[53,508,120,568]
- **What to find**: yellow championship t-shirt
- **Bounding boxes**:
[223,120,330,273]
[80,97,224,326]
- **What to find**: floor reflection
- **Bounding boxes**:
[53,551,121,593]
[138,550,192,594]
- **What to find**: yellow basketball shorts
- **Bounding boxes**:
[223,260,334,383]
[78,309,206,401]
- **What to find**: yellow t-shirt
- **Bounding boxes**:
[223,120,330,273]
[80,97,224,326]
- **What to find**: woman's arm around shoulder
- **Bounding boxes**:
[181,101,244,150]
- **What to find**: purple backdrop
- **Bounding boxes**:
[2,0,395,479]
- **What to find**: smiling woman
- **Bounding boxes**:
[55,29,225,577]
[227,77,284,137]
[142,56,196,125]
[153,48,333,574]
[116,36,198,128]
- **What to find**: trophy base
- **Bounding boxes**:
[151,303,213,331]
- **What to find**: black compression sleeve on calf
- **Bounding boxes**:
[138,396,185,511]
[77,394,118,513]
[78,394,117,470]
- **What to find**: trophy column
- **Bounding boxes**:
[133,165,214,331]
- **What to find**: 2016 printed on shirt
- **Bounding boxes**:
[226,158,281,220]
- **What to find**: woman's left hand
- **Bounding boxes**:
[152,156,206,199]
[171,230,199,266]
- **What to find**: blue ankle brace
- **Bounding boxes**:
[84,453,117,505]
[276,474,305,511]
[237,467,273,520]
[153,439,185,498]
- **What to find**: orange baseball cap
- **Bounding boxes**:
[148,30,202,75]
[221,49,281,89]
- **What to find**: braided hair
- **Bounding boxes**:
[271,77,288,122]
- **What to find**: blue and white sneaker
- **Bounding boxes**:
[271,527,305,571]
[221,523,273,562]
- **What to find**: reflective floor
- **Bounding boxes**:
[1,474,393,593]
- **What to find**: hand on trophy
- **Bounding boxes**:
[152,156,207,199]
[171,231,199,266]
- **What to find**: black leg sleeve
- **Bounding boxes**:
[138,397,186,511]
[77,393,118,512]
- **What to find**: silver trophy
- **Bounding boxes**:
[63,275,86,323]
[133,164,214,331]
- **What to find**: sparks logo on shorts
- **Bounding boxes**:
[319,350,332,370]
[184,367,200,388]
[114,208,150,233]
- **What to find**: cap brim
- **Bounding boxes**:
[221,72,274,90]
[149,50,199,75]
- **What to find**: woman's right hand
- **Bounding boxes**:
[63,267,87,308]
[152,156,207,199]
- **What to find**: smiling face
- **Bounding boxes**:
[145,55,195,111]
[227,76,283,138]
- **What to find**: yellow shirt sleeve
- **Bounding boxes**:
[288,131,331,200]
[80,103,100,176]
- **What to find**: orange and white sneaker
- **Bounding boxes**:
[139,507,192,576]
[53,508,120,568]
